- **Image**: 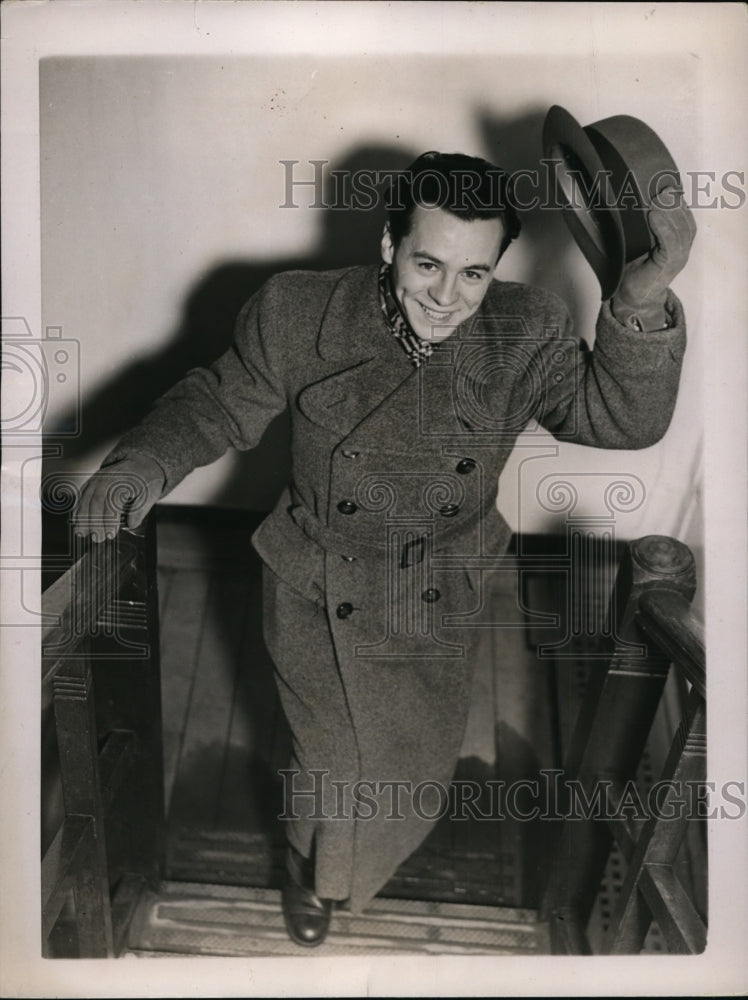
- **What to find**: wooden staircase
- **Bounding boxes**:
[41,507,706,958]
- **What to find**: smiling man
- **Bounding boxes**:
[381,206,505,342]
[73,150,694,947]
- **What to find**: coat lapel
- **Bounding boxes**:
[297,265,417,439]
[297,354,410,437]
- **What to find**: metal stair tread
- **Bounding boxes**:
[126,880,547,957]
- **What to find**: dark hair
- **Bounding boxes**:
[386,151,521,258]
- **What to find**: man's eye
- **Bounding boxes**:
[418,262,437,271]
[463,270,484,281]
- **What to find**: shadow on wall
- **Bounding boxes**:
[44,143,418,510]
[45,117,583,512]
[479,106,584,320]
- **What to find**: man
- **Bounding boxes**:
[73,151,695,946]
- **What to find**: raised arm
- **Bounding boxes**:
[536,190,695,449]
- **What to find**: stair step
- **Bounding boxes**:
[127,881,548,956]
[167,825,519,906]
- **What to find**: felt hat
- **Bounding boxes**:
[542,105,682,298]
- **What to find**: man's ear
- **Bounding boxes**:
[492,222,507,272]
[380,223,394,265]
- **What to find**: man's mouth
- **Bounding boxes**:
[419,303,455,322]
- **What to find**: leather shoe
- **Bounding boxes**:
[281,847,333,947]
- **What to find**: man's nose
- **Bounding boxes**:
[429,272,457,306]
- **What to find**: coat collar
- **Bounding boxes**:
[314,264,388,361]
[298,265,417,441]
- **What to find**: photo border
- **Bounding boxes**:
[1,2,746,996]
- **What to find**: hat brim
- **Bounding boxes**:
[543,104,626,299]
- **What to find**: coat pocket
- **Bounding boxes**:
[251,502,326,606]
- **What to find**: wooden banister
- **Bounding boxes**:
[41,816,95,942]
[602,777,646,862]
[636,589,705,699]
[544,534,707,955]
[638,863,707,954]
[603,687,706,953]
[41,513,164,958]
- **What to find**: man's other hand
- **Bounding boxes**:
[72,454,166,542]
[612,186,697,330]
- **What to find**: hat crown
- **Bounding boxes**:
[543,105,681,298]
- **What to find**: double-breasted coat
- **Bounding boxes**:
[106,264,686,911]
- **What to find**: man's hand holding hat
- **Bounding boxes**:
[72,453,166,542]
[611,188,697,331]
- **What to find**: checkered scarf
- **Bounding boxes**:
[377,263,434,368]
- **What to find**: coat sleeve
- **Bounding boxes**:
[534,288,687,449]
[102,279,289,495]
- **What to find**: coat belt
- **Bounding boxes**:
[289,502,430,566]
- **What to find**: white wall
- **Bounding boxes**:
[40,31,704,548]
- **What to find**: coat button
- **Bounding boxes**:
[336,602,354,619]
[439,503,460,517]
[341,448,360,459]
[341,554,356,562]
[337,500,357,515]
[456,458,476,475]
[422,588,441,603]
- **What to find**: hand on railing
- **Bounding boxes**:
[72,454,166,542]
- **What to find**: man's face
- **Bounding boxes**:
[381,205,505,342]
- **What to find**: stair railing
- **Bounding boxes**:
[543,534,707,953]
[41,512,164,957]
[42,513,706,955]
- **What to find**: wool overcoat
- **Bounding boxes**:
[107,264,686,910]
